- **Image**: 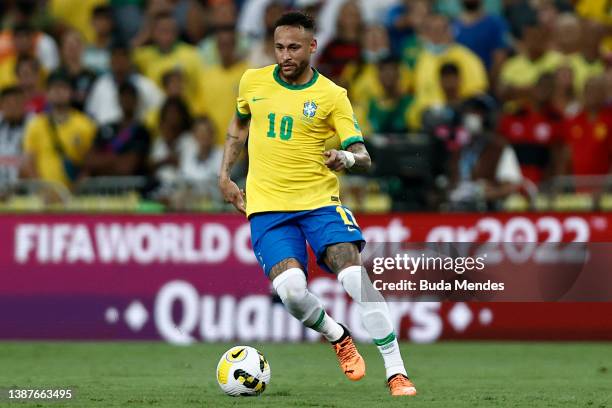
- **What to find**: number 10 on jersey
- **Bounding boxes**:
[267,113,293,140]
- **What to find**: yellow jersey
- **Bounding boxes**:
[200,61,249,145]
[133,43,204,113]
[23,110,96,187]
[49,0,107,43]
[236,64,363,217]
[409,44,488,128]
[500,51,563,88]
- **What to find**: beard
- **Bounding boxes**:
[281,59,310,81]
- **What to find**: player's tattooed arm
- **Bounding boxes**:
[323,142,371,173]
[219,114,250,214]
[346,142,371,172]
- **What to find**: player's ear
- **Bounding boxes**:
[310,38,317,54]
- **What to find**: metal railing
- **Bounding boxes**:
[1,174,611,213]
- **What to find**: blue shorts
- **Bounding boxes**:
[250,205,366,276]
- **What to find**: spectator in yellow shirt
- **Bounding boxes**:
[49,0,107,44]
[553,13,603,95]
[499,18,562,101]
[576,0,612,23]
[0,24,39,90]
[341,25,412,111]
[133,12,204,116]
[199,25,249,145]
[410,14,488,128]
[22,72,96,189]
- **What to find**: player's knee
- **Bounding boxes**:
[325,243,361,273]
[272,268,308,306]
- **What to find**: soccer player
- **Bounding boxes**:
[218,11,416,396]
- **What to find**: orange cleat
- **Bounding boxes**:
[331,326,366,381]
[388,374,417,396]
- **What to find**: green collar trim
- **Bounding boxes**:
[273,65,319,90]
[236,108,251,121]
[341,136,364,150]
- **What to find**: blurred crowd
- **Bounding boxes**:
[0,0,611,211]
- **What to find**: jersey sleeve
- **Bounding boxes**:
[331,89,364,150]
[235,70,252,120]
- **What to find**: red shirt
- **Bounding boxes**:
[24,94,47,114]
[498,106,562,184]
[563,110,612,175]
[317,39,361,80]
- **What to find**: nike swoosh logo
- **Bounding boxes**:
[252,97,267,102]
[348,227,356,232]
[231,348,245,359]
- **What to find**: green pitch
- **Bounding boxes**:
[0,342,610,408]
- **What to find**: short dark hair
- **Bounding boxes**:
[378,54,400,67]
[47,70,72,88]
[110,42,130,55]
[193,115,214,129]
[0,86,23,99]
[160,97,192,132]
[440,62,459,77]
[118,81,138,98]
[274,11,315,32]
[517,11,540,38]
[153,11,175,25]
[92,5,112,18]
[13,23,34,36]
[14,55,39,74]
[214,23,236,34]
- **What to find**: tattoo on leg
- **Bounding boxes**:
[268,258,303,281]
[324,243,360,273]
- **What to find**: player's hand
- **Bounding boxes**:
[323,149,348,172]
[219,178,246,215]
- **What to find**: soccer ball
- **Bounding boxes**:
[216,346,271,396]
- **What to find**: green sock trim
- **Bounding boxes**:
[373,332,396,346]
[310,310,326,330]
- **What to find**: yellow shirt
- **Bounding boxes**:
[133,43,204,113]
[49,0,107,43]
[199,61,249,145]
[414,45,487,103]
[339,62,412,135]
[577,0,611,21]
[565,53,604,95]
[410,44,488,128]
[236,65,364,217]
[500,51,563,88]
[576,0,612,52]
[23,111,96,187]
[0,55,17,90]
[341,62,412,108]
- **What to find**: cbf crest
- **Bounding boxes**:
[303,100,317,118]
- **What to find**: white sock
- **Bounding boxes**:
[374,333,408,379]
[310,310,344,342]
[338,265,408,379]
[273,268,343,342]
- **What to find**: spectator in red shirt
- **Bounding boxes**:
[563,75,612,176]
[317,0,363,83]
[498,73,565,185]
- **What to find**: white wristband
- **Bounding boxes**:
[341,150,356,168]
